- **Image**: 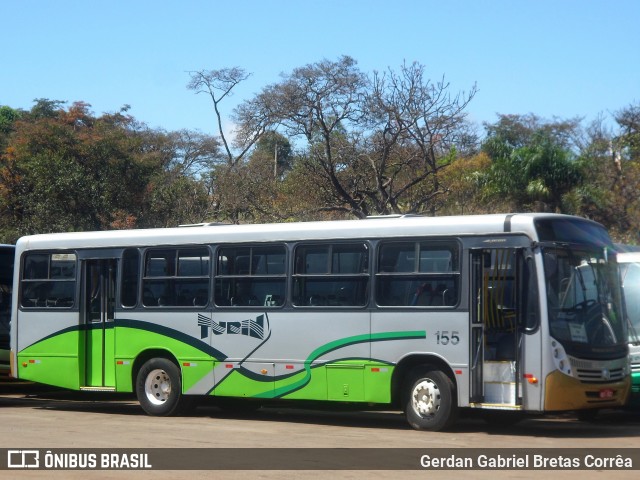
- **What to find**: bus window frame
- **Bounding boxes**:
[213,243,288,309]
[19,251,78,310]
[141,246,212,309]
[374,238,462,309]
[291,241,371,309]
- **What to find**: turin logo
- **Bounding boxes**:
[198,313,269,340]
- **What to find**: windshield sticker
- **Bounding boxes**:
[569,322,588,343]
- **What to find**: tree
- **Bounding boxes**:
[187,67,288,224]
[187,67,260,167]
[27,98,66,119]
[574,104,640,242]
[250,130,293,179]
[0,100,220,240]
[483,113,582,152]
[614,102,640,163]
[363,62,478,215]
[237,56,369,218]
[614,104,640,227]
[0,106,21,136]
[482,116,583,213]
[230,57,477,219]
[135,128,220,228]
[0,105,22,155]
[0,102,152,238]
[439,152,492,215]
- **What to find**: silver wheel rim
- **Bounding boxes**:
[145,368,172,406]
[411,378,441,417]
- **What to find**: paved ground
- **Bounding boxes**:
[1,380,639,479]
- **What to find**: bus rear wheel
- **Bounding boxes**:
[136,358,185,416]
[403,367,458,431]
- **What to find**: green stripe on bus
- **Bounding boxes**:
[255,330,425,399]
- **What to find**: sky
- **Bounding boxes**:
[1,0,638,137]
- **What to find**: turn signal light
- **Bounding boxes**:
[524,374,538,384]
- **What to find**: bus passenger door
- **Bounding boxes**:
[470,248,523,407]
[82,259,117,388]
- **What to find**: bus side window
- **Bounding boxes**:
[142,247,210,308]
[376,241,459,307]
[21,253,77,308]
[292,243,369,307]
[214,245,286,308]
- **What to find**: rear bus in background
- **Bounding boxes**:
[9,214,631,430]
[0,244,15,375]
[616,251,640,407]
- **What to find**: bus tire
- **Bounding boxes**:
[403,367,458,431]
[136,358,184,416]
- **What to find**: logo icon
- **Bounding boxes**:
[8,450,40,469]
[198,313,269,340]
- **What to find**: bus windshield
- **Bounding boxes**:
[620,260,640,345]
[544,246,626,354]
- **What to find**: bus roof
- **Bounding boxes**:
[14,213,601,252]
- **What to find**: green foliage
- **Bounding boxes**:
[615,102,640,162]
[0,106,21,136]
[251,131,293,176]
[0,100,219,242]
[483,120,582,213]
[28,99,66,119]
[438,152,492,215]
[1,61,639,243]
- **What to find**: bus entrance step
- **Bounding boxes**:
[80,386,116,392]
[469,403,522,410]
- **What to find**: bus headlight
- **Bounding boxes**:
[551,340,572,377]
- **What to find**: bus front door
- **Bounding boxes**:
[82,259,117,389]
[471,248,523,408]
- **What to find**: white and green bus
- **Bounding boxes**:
[9,214,631,430]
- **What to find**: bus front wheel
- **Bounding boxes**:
[136,358,184,416]
[403,367,458,431]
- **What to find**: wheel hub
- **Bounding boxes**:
[412,379,441,416]
[145,368,172,405]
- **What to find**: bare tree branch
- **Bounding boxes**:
[187,67,251,166]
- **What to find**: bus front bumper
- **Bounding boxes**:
[544,370,630,411]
